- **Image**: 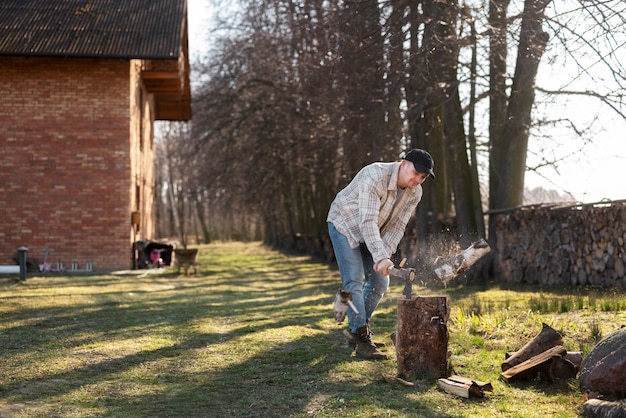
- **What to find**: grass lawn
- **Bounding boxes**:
[0,241,624,417]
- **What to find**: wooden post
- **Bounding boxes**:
[396,295,449,380]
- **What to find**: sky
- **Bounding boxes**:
[186,0,626,204]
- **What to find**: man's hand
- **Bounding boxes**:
[374,258,394,276]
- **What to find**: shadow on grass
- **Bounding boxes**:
[0,248,457,417]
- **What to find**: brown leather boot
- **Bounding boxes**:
[343,323,386,349]
[354,325,387,360]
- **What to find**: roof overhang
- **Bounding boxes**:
[140,14,191,121]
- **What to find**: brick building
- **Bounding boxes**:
[0,0,191,270]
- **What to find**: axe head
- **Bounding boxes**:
[388,266,415,281]
[388,266,416,299]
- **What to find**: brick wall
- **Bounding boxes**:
[0,56,150,271]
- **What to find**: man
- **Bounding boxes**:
[327,149,435,359]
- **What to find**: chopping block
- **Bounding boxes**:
[395,294,450,380]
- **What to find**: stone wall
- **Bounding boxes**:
[494,201,626,289]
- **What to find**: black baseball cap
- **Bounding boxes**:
[404,149,435,178]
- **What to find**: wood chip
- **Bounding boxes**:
[382,373,415,387]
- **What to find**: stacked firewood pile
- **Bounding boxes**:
[494,201,626,288]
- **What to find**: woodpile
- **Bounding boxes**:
[494,201,626,288]
[501,323,580,383]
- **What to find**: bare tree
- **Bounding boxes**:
[170,0,626,258]
[157,122,196,247]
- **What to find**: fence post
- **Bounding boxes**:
[17,246,28,281]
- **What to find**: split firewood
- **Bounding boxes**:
[438,378,472,398]
[505,350,583,370]
[333,288,358,323]
[502,323,563,371]
[447,375,493,392]
[433,239,491,287]
[438,375,492,398]
[501,345,567,382]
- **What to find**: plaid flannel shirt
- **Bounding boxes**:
[327,162,422,264]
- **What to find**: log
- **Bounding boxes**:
[434,239,491,286]
[438,378,472,398]
[580,399,626,418]
[437,375,493,398]
[502,323,563,371]
[540,356,578,382]
[396,296,449,380]
[564,351,583,370]
[501,345,567,382]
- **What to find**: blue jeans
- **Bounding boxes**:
[328,222,389,333]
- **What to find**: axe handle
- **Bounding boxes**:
[347,300,359,314]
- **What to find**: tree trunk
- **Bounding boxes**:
[437,0,480,248]
[468,20,486,240]
[488,0,510,244]
[495,0,551,209]
[194,194,211,244]
[406,0,451,245]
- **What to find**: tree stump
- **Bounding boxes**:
[396,296,449,380]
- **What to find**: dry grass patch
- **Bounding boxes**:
[0,241,624,417]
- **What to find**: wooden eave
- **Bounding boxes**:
[140,13,191,121]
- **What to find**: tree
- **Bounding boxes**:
[169,0,626,259]
[490,0,551,243]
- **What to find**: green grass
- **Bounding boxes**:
[0,242,624,417]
